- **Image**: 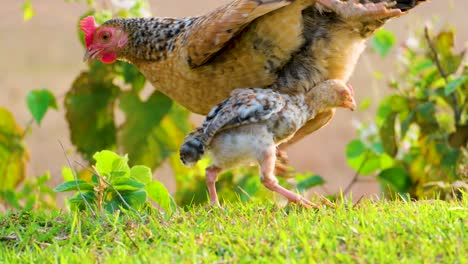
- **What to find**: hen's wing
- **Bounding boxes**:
[183,0,293,68]
[199,88,286,146]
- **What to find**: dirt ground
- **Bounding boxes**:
[1,0,466,198]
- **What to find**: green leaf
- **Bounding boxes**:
[0,107,29,191]
[118,62,146,93]
[21,0,35,21]
[346,140,384,176]
[65,72,120,161]
[371,29,396,57]
[112,178,145,191]
[379,111,398,157]
[130,165,152,184]
[146,181,175,213]
[346,140,366,159]
[105,190,147,213]
[93,150,130,178]
[26,89,58,125]
[54,180,94,192]
[445,76,467,96]
[359,98,372,111]
[3,190,21,209]
[377,167,412,193]
[296,175,325,192]
[61,167,74,182]
[68,191,96,211]
[119,91,174,170]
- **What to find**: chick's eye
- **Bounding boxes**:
[100,32,111,41]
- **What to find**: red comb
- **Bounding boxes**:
[80,16,98,48]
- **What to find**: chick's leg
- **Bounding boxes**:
[317,0,403,20]
[259,146,313,207]
[206,166,221,206]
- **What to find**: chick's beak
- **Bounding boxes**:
[342,97,357,111]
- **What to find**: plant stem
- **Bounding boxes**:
[343,151,370,195]
[58,140,96,217]
[424,26,461,125]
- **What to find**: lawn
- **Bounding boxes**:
[1,197,467,263]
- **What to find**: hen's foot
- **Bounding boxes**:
[317,0,404,20]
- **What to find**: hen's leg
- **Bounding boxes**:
[317,0,404,20]
[206,166,222,206]
[259,146,313,207]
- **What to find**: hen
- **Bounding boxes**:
[179,80,356,206]
[81,0,426,156]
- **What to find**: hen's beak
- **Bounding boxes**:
[83,47,101,62]
[83,48,92,62]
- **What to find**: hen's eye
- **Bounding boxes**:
[100,32,111,41]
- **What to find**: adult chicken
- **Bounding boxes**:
[81,0,426,149]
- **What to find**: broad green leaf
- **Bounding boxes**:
[119,91,174,170]
[445,76,467,96]
[379,111,398,157]
[433,30,462,74]
[296,175,325,192]
[388,95,409,112]
[371,29,396,57]
[54,180,94,192]
[3,190,21,209]
[68,191,96,211]
[346,139,366,159]
[0,107,29,191]
[377,167,412,193]
[130,165,152,184]
[105,190,147,213]
[112,178,145,191]
[359,98,371,111]
[409,59,434,75]
[146,181,175,213]
[117,62,146,93]
[65,72,120,161]
[61,167,74,182]
[416,102,439,134]
[26,89,58,125]
[93,150,130,178]
[21,0,35,21]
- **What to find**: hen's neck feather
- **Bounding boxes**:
[103,17,196,63]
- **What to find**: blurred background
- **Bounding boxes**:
[1,0,466,199]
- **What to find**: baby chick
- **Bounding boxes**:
[180,79,355,206]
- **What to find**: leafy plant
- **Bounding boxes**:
[347,26,467,199]
[0,88,58,210]
[1,172,56,211]
[55,150,175,214]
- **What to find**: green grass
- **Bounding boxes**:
[1,197,467,263]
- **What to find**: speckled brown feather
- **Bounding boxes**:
[179,79,354,166]
[113,0,426,116]
[184,0,294,68]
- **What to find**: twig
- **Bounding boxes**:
[343,150,370,195]
[58,140,96,217]
[236,186,253,201]
[424,26,461,125]
[353,195,365,209]
[73,161,144,222]
[123,230,139,250]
